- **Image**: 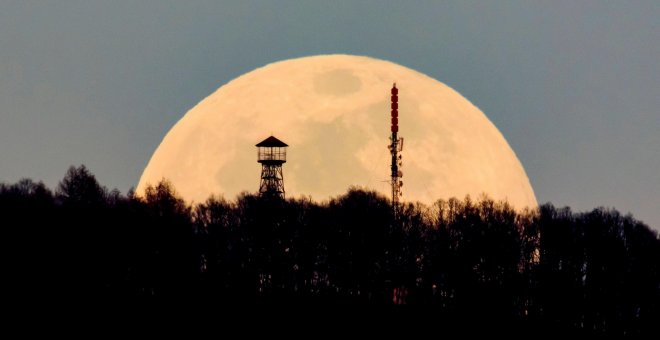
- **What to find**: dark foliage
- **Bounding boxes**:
[2,166,658,334]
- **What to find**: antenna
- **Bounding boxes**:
[389,83,403,217]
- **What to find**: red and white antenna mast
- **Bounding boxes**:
[389,83,403,217]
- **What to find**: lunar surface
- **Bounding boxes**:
[137,54,537,208]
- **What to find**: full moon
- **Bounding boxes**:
[137,55,537,208]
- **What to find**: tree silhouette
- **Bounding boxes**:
[56,165,107,206]
[1,166,658,335]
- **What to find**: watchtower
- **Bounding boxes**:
[256,136,288,198]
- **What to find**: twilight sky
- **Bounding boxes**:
[0,1,658,229]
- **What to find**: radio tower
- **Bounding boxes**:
[389,84,403,217]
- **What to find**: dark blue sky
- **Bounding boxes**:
[1,1,658,229]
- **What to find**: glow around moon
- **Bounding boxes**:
[137,55,537,208]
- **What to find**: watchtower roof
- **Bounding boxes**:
[256,136,288,147]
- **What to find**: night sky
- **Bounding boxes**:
[1,1,657,230]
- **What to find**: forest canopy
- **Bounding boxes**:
[2,165,659,335]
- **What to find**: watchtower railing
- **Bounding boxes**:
[258,147,287,162]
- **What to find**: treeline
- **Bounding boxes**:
[2,165,659,334]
